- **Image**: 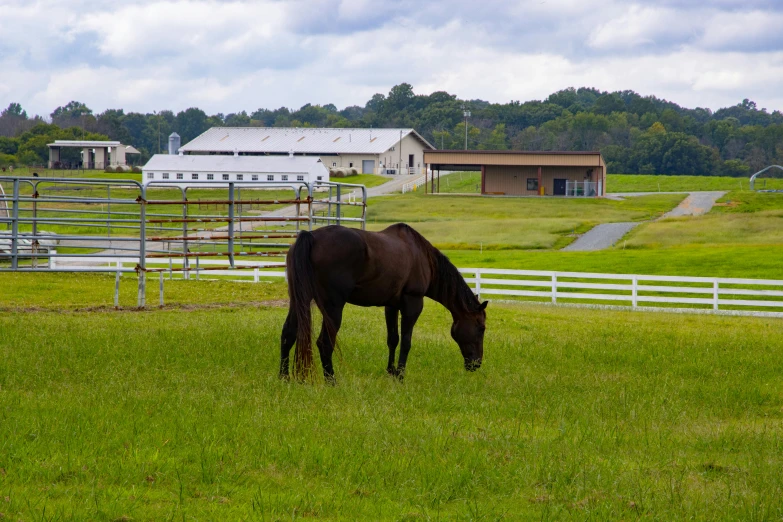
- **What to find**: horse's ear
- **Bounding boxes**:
[478,301,488,311]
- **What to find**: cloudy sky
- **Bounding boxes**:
[2,0,783,117]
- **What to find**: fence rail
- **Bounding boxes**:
[458,268,783,315]
[401,175,427,194]
[0,176,367,307]
[32,255,783,317]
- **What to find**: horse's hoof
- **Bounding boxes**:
[325,374,337,386]
[278,372,290,381]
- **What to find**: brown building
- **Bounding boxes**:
[424,150,607,196]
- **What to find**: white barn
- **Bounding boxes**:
[178,127,435,175]
[142,153,330,187]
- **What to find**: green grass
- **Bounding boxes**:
[607,174,783,193]
[410,173,783,194]
[435,171,482,193]
[364,192,684,250]
[443,245,783,278]
[332,173,388,189]
[623,191,783,250]
[2,273,783,519]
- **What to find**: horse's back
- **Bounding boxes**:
[308,224,430,306]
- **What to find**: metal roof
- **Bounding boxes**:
[179,127,435,155]
[48,140,122,147]
[142,154,328,174]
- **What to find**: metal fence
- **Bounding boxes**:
[0,176,367,307]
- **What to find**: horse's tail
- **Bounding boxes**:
[287,230,318,380]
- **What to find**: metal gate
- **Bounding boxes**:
[0,176,367,307]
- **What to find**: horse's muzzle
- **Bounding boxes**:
[464,359,482,372]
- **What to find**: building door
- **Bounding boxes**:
[553,178,567,196]
[408,154,414,168]
[362,160,375,174]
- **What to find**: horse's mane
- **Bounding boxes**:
[404,224,480,314]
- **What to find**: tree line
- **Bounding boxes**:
[1,84,782,176]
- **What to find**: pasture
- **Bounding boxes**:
[3,174,783,519]
[2,274,783,520]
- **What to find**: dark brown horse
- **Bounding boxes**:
[280,223,487,382]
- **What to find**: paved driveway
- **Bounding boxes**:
[562,191,727,252]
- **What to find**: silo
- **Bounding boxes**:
[168,132,181,155]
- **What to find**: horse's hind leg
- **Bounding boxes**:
[385,306,400,376]
[316,302,344,384]
[279,309,297,380]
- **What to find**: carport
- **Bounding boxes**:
[424,150,606,196]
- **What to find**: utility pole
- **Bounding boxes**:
[462,105,471,150]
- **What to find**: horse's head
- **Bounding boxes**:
[451,300,488,371]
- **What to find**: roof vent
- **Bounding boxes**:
[289,149,294,157]
[233,148,239,157]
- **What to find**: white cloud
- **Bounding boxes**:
[1,0,783,117]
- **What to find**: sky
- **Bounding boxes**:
[1,0,783,117]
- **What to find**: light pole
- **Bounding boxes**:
[462,105,471,150]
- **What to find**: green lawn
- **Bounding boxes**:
[607,174,783,193]
[364,191,684,250]
[1,273,783,520]
[418,173,783,194]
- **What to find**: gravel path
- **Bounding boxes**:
[563,191,727,252]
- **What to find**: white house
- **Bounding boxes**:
[177,127,436,175]
[142,153,330,187]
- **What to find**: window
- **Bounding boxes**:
[281,175,288,181]
[297,175,304,181]
[207,174,214,180]
[317,176,322,181]
[389,146,395,151]
[222,174,229,181]
[147,173,154,179]
[237,174,243,181]
[527,178,539,191]
[162,173,169,180]
[332,162,337,167]
[176,173,183,180]
[267,175,274,181]
[349,162,353,167]
[251,175,258,181]
[192,173,198,180]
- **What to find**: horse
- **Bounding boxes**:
[280,223,487,382]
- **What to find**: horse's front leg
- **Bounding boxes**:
[384,306,400,377]
[316,302,344,384]
[396,296,424,381]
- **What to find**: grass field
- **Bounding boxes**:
[4,167,783,519]
[1,272,783,520]
[365,191,684,250]
[428,172,783,194]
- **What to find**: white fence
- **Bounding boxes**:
[459,268,783,316]
[376,167,421,176]
[50,257,783,316]
[402,175,427,194]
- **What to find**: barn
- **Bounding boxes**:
[424,150,607,196]
[177,127,435,176]
[142,153,330,187]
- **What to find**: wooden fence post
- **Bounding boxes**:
[551,274,557,304]
[475,270,482,301]
[713,280,719,311]
[632,276,638,308]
